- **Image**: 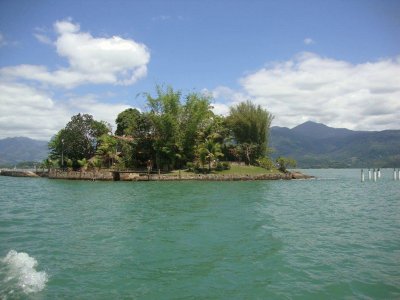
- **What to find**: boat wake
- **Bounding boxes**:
[1,250,48,297]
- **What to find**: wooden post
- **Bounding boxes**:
[361,169,365,182]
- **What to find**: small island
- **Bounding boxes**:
[14,86,312,181]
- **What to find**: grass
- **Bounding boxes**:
[165,163,281,177]
[217,164,279,175]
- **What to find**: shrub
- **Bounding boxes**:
[215,162,224,171]
[222,162,231,170]
[256,157,274,170]
[186,162,194,172]
[276,157,297,173]
[215,161,231,171]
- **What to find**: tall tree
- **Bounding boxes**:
[180,92,214,162]
[49,114,109,169]
[115,109,153,168]
[115,108,141,136]
[146,85,182,170]
[227,101,273,164]
[96,134,119,168]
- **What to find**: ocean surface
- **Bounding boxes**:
[0,169,399,299]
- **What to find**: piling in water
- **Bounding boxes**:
[361,169,365,182]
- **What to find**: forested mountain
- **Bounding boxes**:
[270,121,400,168]
[0,137,48,167]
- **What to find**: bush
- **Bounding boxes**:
[215,161,231,171]
[186,162,194,172]
[256,157,274,170]
[222,162,231,170]
[215,162,224,171]
[276,157,297,173]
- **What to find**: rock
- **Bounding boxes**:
[0,170,39,177]
[290,171,314,179]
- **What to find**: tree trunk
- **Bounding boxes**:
[245,145,251,165]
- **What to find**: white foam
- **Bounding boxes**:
[1,250,48,294]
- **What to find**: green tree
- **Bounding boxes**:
[41,158,58,172]
[227,101,273,165]
[115,108,141,136]
[197,139,223,171]
[115,109,154,168]
[180,92,214,162]
[146,85,182,170]
[96,134,119,168]
[77,158,89,171]
[49,114,109,169]
[276,157,297,173]
[130,113,154,167]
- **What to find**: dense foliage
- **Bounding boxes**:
[48,114,109,169]
[227,100,274,165]
[47,86,277,172]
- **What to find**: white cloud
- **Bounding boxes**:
[209,86,247,116]
[54,19,80,34]
[67,95,131,131]
[0,82,135,140]
[0,33,6,47]
[210,102,230,116]
[0,20,149,140]
[0,83,70,140]
[1,20,150,88]
[303,38,315,45]
[34,33,52,45]
[213,53,400,130]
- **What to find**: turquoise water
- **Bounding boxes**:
[1,169,399,299]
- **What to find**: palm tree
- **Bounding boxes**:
[96,134,119,168]
[198,139,223,171]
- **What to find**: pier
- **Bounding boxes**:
[361,168,400,182]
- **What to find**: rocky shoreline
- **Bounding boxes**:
[0,170,40,178]
[1,169,314,181]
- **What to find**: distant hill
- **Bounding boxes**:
[0,137,49,167]
[270,121,400,168]
[291,121,355,139]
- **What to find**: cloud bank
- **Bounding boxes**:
[0,20,147,140]
[1,20,150,88]
[0,83,132,140]
[0,83,69,140]
[214,53,400,131]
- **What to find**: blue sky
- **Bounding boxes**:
[0,0,399,140]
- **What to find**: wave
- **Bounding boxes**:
[1,250,48,295]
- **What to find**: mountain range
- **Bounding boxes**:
[0,121,399,168]
[0,137,49,167]
[270,121,400,168]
